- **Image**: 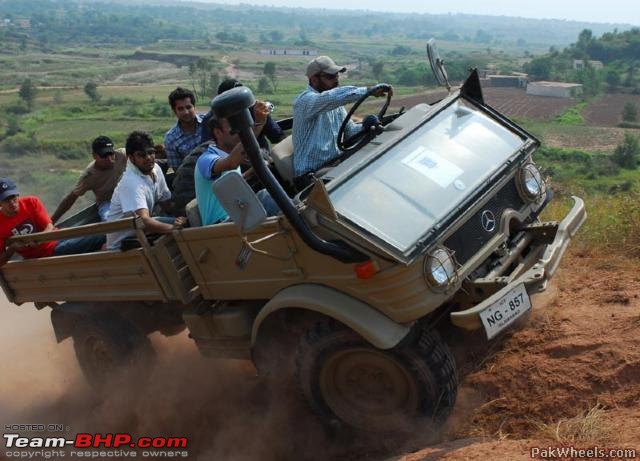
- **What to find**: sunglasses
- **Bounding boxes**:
[319,72,339,81]
[98,151,115,158]
[134,148,156,159]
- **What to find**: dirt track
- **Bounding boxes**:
[1,250,639,460]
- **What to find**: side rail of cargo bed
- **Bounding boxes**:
[0,217,198,306]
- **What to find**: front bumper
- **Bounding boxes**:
[450,196,586,330]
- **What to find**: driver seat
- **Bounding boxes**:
[271,135,294,187]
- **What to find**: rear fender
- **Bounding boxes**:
[251,284,410,350]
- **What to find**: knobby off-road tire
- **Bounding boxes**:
[71,314,156,392]
[295,321,457,434]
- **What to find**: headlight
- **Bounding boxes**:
[424,247,457,290]
[517,163,546,201]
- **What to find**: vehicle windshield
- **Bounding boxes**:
[329,99,526,253]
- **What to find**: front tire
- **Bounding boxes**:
[295,321,457,434]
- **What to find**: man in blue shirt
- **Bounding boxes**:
[292,56,393,188]
[195,110,279,226]
[164,87,204,169]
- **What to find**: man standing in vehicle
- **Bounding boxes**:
[292,56,393,189]
[164,87,203,170]
[51,135,126,223]
[106,131,185,250]
[0,178,105,265]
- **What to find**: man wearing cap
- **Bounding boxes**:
[0,178,105,266]
[292,56,393,188]
[51,135,127,224]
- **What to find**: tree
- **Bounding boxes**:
[263,62,277,93]
[19,78,37,111]
[188,58,215,100]
[371,61,384,81]
[612,132,639,169]
[84,81,100,102]
[622,102,638,123]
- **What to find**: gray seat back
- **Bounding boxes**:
[212,171,267,233]
[185,198,202,227]
[271,135,294,185]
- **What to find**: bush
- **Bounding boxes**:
[0,133,38,156]
[622,101,638,123]
[612,132,639,169]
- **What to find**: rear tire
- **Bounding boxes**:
[295,321,457,434]
[71,313,156,392]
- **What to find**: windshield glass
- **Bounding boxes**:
[329,99,526,253]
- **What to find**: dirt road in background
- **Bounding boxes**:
[1,250,639,460]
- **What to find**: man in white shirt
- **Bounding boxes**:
[106,131,186,250]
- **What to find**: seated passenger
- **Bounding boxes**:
[0,178,105,266]
[106,131,186,250]
[51,135,127,224]
[195,114,279,226]
[199,78,285,147]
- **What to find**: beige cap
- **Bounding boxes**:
[305,56,347,77]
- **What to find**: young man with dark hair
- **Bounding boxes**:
[0,178,105,266]
[292,56,393,186]
[51,135,127,224]
[106,131,185,250]
[195,111,279,226]
[164,87,203,169]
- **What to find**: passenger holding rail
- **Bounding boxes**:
[106,131,186,250]
[0,178,105,265]
[51,135,126,224]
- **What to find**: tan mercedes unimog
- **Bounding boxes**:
[1,41,585,434]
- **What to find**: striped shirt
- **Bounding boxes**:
[164,114,204,169]
[292,85,367,177]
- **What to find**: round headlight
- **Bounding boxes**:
[517,163,546,201]
[424,248,457,290]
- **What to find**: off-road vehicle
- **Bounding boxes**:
[1,41,586,433]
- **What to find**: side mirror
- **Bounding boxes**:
[427,38,451,92]
[212,171,267,233]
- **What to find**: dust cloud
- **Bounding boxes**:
[0,295,398,461]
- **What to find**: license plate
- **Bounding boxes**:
[479,283,531,340]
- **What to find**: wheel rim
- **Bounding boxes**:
[81,335,116,381]
[319,347,420,431]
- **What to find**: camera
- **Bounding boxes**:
[265,102,275,113]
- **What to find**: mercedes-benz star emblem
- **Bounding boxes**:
[481,210,496,232]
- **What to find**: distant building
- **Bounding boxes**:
[259,48,318,56]
[573,59,604,70]
[488,74,528,88]
[14,18,31,29]
[526,81,583,98]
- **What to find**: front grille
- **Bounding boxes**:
[444,179,524,265]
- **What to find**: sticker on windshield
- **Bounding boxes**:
[401,146,463,188]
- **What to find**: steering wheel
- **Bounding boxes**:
[337,84,392,156]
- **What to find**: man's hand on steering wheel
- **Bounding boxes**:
[337,83,394,156]
[369,83,394,98]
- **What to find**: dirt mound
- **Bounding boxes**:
[396,251,640,460]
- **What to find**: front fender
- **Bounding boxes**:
[251,284,410,350]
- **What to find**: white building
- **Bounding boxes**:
[573,59,604,70]
[526,81,583,98]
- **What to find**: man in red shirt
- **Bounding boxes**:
[0,178,104,266]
